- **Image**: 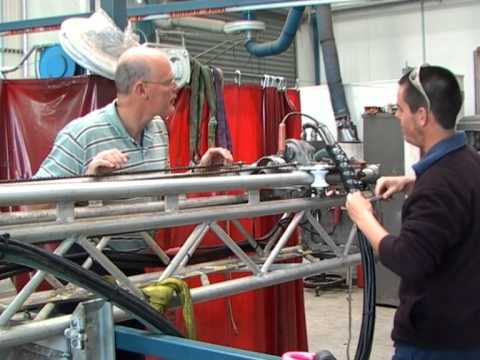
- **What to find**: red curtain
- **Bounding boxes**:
[162,83,307,355]
[0,76,116,180]
[0,77,307,355]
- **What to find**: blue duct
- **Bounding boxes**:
[245,6,305,58]
[315,5,359,142]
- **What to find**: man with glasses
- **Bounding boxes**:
[35,46,232,178]
[346,65,480,359]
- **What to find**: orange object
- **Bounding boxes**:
[356,263,364,288]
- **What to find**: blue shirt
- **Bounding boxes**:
[412,132,466,176]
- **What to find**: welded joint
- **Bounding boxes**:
[164,195,179,212]
[77,237,144,299]
[247,190,260,205]
[260,211,305,274]
[209,222,260,275]
[231,219,263,257]
[56,201,75,223]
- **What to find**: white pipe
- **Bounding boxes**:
[143,0,364,21]
[154,17,227,33]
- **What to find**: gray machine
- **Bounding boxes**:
[363,112,404,307]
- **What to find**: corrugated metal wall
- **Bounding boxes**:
[158,11,298,87]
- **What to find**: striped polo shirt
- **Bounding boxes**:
[35,101,169,178]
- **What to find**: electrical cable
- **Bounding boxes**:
[0,233,183,337]
[354,230,376,360]
[297,111,376,360]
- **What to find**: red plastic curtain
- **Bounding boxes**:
[0,77,307,355]
[163,83,306,355]
[0,76,116,181]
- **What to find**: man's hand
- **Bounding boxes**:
[85,149,129,175]
[346,192,388,253]
[375,175,416,199]
[345,192,373,225]
[197,147,233,171]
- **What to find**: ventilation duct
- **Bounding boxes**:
[316,5,359,143]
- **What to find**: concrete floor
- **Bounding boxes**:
[305,286,395,360]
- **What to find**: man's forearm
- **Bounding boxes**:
[355,212,389,253]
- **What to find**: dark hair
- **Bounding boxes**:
[115,58,151,95]
[398,65,463,129]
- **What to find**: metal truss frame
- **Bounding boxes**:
[0,171,359,350]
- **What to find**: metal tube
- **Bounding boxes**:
[7,198,343,244]
[264,213,290,255]
[82,236,111,268]
[34,302,56,321]
[261,211,304,273]
[0,236,78,326]
[305,211,342,257]
[343,224,357,256]
[141,232,170,265]
[210,222,260,275]
[231,219,262,256]
[78,237,144,298]
[177,228,208,271]
[158,223,210,281]
[0,195,247,226]
[0,253,361,349]
[0,245,305,309]
[35,235,111,321]
[0,172,313,205]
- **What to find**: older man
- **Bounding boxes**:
[35,46,231,178]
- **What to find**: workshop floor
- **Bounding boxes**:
[305,286,395,360]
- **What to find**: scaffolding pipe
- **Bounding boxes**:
[0,195,247,226]
[0,172,313,205]
[4,198,343,244]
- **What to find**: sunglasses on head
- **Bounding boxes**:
[408,65,431,112]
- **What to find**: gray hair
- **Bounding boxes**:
[115,58,151,95]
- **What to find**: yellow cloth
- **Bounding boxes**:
[142,277,196,339]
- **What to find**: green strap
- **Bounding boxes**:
[189,58,217,159]
[200,65,217,148]
[142,277,196,339]
[189,60,202,161]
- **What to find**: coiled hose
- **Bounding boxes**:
[0,233,183,337]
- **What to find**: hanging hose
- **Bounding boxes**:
[354,231,376,360]
[295,112,376,359]
[0,233,183,337]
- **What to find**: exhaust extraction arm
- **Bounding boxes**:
[316,5,359,143]
[245,6,305,57]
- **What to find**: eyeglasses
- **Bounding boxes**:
[143,78,177,88]
[408,65,431,112]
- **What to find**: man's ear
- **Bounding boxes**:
[416,106,429,127]
[132,81,147,98]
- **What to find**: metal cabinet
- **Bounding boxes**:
[363,113,403,307]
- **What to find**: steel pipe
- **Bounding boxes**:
[0,172,313,205]
[0,195,247,226]
[4,198,344,244]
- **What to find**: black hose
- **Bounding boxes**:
[0,238,272,281]
[354,231,376,360]
[0,233,183,337]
